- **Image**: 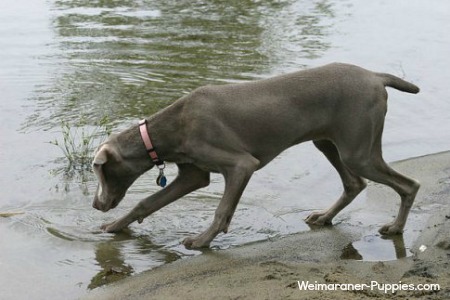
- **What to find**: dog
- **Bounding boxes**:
[92,63,420,249]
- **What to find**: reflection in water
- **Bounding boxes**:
[88,229,182,289]
[30,0,336,129]
[89,240,134,289]
[340,243,363,260]
[341,234,408,261]
[382,234,407,259]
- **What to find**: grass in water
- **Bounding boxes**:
[49,116,111,184]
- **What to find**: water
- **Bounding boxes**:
[1,0,450,298]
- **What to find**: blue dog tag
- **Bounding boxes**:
[156,169,167,187]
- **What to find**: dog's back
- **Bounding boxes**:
[179,63,418,163]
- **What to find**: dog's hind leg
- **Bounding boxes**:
[183,154,260,249]
[338,131,420,235]
[305,140,367,226]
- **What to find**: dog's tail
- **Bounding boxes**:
[376,73,420,94]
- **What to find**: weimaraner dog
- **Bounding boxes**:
[92,63,420,248]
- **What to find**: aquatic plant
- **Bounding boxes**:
[49,116,111,175]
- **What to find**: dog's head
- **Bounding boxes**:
[91,135,152,212]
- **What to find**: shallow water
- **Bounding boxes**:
[1,0,450,298]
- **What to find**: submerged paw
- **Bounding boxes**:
[305,212,332,226]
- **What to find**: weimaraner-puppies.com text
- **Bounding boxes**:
[92,63,420,249]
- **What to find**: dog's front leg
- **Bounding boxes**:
[183,156,259,249]
[101,164,210,233]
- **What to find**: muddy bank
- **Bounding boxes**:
[85,152,450,300]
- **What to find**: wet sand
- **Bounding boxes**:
[85,152,450,299]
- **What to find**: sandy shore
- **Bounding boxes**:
[85,152,450,299]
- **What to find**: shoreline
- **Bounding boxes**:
[84,151,450,299]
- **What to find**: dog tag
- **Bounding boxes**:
[156,168,167,187]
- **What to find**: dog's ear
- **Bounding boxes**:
[93,145,108,165]
[93,144,120,165]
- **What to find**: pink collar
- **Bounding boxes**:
[139,119,164,166]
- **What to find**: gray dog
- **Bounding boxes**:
[92,63,420,249]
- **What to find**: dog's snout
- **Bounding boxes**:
[92,194,106,211]
[92,195,115,212]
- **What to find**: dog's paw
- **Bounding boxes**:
[182,234,211,249]
[101,221,125,233]
[379,222,403,235]
[305,211,333,226]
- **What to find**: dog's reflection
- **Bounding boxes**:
[382,234,407,259]
[341,234,407,261]
[88,230,181,289]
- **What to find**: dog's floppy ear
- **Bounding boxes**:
[93,145,121,186]
[93,144,120,165]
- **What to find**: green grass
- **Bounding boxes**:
[49,116,112,176]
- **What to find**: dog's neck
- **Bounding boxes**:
[113,101,187,170]
[139,119,164,166]
[140,102,186,163]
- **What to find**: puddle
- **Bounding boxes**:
[341,234,410,261]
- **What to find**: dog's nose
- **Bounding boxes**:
[92,199,111,212]
[92,201,100,210]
